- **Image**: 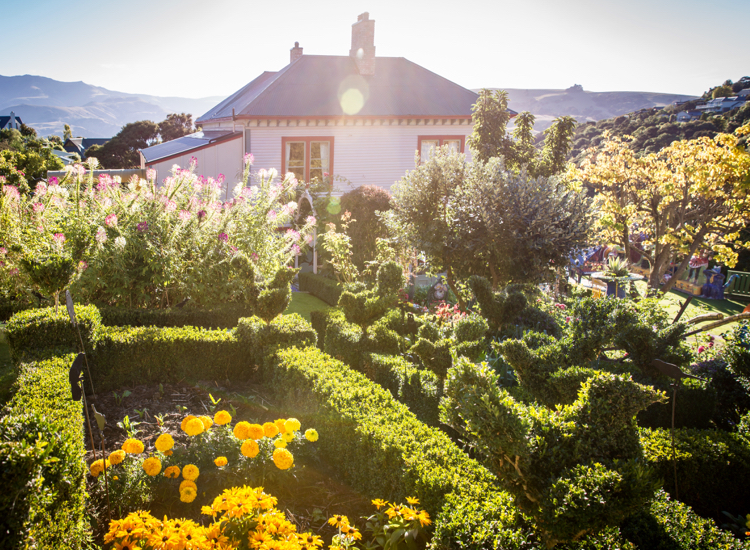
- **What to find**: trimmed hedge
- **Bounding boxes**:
[298,272,342,306]
[266,346,531,547]
[5,304,102,362]
[99,303,255,329]
[235,313,317,356]
[0,353,87,549]
[640,427,750,520]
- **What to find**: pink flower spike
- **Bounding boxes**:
[244,153,254,165]
[48,176,59,185]
[53,233,66,245]
[105,213,118,227]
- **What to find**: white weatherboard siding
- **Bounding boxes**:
[191,120,473,193]
[146,136,243,200]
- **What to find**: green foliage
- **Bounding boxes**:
[93,120,159,168]
[235,313,316,358]
[724,321,750,378]
[339,185,392,269]
[467,89,514,165]
[469,276,528,331]
[441,359,664,547]
[99,302,255,329]
[637,377,717,430]
[640,427,750,521]
[298,272,343,306]
[337,261,402,333]
[158,112,194,142]
[253,267,299,324]
[0,129,65,186]
[19,252,76,305]
[0,353,87,549]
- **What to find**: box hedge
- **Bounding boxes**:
[99,303,255,329]
[235,313,317,357]
[640,427,750,520]
[0,353,87,550]
[298,272,342,306]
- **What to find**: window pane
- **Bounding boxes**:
[420,140,439,162]
[286,142,305,181]
[310,141,329,181]
[444,140,460,153]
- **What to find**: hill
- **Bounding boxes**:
[0,75,223,138]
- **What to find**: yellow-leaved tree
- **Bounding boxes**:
[575,124,750,292]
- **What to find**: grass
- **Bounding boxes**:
[0,323,16,405]
[283,291,330,322]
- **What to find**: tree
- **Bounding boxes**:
[63,124,72,141]
[712,84,733,99]
[467,89,514,165]
[158,113,194,142]
[577,125,750,292]
[93,120,159,168]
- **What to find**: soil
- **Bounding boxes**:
[84,380,374,544]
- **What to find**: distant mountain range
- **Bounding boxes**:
[1,75,698,138]
[0,75,223,137]
[491,85,698,132]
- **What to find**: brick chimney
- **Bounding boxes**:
[349,12,375,75]
[290,41,303,64]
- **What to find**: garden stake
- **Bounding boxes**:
[670,382,679,500]
[66,290,96,396]
[70,353,100,497]
[672,296,693,324]
[92,405,112,522]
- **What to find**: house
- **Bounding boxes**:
[140,13,489,195]
[676,110,702,122]
[696,96,747,114]
[63,137,111,158]
[0,111,23,130]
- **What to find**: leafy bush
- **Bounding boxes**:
[99,302,255,329]
[640,427,750,520]
[337,261,402,333]
[339,185,392,269]
[235,313,316,357]
[298,271,343,306]
[0,353,86,550]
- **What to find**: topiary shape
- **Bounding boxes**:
[469,275,528,331]
[254,267,299,324]
[337,261,403,334]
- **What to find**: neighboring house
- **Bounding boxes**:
[140,13,495,195]
[63,137,111,158]
[738,88,750,99]
[696,96,747,114]
[0,111,23,130]
[51,149,80,165]
[676,110,702,122]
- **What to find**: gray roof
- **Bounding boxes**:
[197,55,480,123]
[0,115,23,129]
[140,130,240,163]
[63,138,110,154]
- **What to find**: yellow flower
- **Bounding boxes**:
[274,418,288,434]
[273,438,287,449]
[108,449,126,465]
[233,421,251,440]
[164,465,181,478]
[155,433,175,452]
[199,415,213,430]
[89,458,111,478]
[164,449,173,456]
[214,410,232,425]
[371,499,387,509]
[180,479,197,492]
[122,438,144,454]
[263,422,279,438]
[282,432,295,443]
[142,456,162,476]
[272,448,294,470]
[304,429,319,442]
[327,514,350,530]
[416,509,432,527]
[180,486,197,503]
[298,533,324,548]
[214,456,228,467]
[113,476,119,480]
[406,496,420,505]
[184,417,205,436]
[180,414,197,432]
[241,439,260,458]
[247,423,265,440]
[183,464,200,481]
[284,418,301,433]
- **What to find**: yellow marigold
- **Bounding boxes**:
[199,415,213,430]
[272,448,294,470]
[89,458,111,478]
[214,456,228,467]
[233,421,252,440]
[180,414,197,432]
[284,418,301,433]
[142,456,162,476]
[241,439,260,458]
[108,449,126,465]
[180,486,197,503]
[122,438,144,454]
[113,476,119,481]
[183,464,200,481]
[214,410,232,425]
[274,418,288,434]
[247,423,265,440]
[263,422,279,438]
[155,433,175,452]
[282,431,295,443]
[273,438,287,449]
[304,428,319,442]
[180,479,197,492]
[164,449,173,456]
[184,417,205,436]
[164,465,181,478]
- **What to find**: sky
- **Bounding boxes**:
[1,0,748,99]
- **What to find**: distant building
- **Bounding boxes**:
[0,111,23,130]
[696,96,747,114]
[738,88,750,99]
[676,110,702,122]
[63,137,110,158]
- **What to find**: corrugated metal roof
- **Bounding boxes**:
[140,130,240,163]
[196,56,479,122]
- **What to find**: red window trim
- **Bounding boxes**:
[281,136,335,183]
[417,135,465,158]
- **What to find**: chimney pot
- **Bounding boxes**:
[350,13,375,75]
[290,41,303,64]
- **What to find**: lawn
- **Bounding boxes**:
[284,291,330,321]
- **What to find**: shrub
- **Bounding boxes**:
[309,309,328,350]
[235,313,316,357]
[637,377,717,430]
[337,261,402,333]
[99,302,255,329]
[0,353,86,549]
[5,304,102,362]
[640,427,750,520]
[298,271,342,306]
[339,185,392,269]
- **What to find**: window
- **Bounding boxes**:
[282,137,334,183]
[417,136,465,162]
